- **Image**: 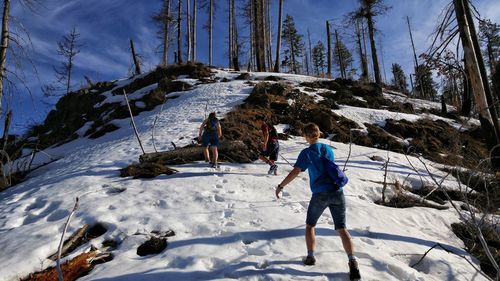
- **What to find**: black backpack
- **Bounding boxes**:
[205,117,219,133]
[268,124,278,139]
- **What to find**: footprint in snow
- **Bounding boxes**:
[102,184,127,195]
[214,194,225,202]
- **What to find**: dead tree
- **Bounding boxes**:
[56,27,83,95]
[307,29,313,74]
[177,0,183,64]
[229,0,240,70]
[406,16,425,98]
[326,20,332,78]
[356,20,369,81]
[192,0,197,62]
[140,140,247,164]
[209,0,213,65]
[129,39,141,75]
[2,110,12,152]
[186,0,191,62]
[454,0,500,156]
[153,0,172,66]
[273,0,283,72]
[359,0,390,85]
[0,0,10,113]
[253,0,266,71]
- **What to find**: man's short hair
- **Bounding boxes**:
[303,123,321,139]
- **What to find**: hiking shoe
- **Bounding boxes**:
[268,164,277,175]
[302,256,316,266]
[349,259,361,280]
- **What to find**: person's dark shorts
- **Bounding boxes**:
[260,139,279,161]
[202,133,219,147]
[306,189,346,229]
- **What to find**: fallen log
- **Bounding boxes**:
[139,140,250,164]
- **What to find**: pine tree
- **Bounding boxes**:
[333,34,353,78]
[414,64,437,100]
[479,19,500,75]
[312,41,325,76]
[391,63,408,94]
[281,15,304,74]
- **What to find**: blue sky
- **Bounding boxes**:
[3,0,500,135]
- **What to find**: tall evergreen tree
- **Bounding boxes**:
[414,64,437,100]
[281,15,304,74]
[391,63,408,94]
[312,40,325,76]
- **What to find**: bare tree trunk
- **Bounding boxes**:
[2,110,11,152]
[66,40,74,94]
[273,0,283,73]
[455,0,499,151]
[379,38,387,84]
[228,0,232,68]
[253,0,266,72]
[130,39,141,75]
[177,0,183,64]
[356,20,369,81]
[307,29,312,73]
[334,29,345,79]
[265,0,272,70]
[0,0,10,114]
[361,19,371,81]
[326,20,332,78]
[231,0,240,71]
[366,12,382,85]
[162,0,171,66]
[187,0,191,62]
[248,0,254,72]
[192,0,196,62]
[463,1,500,125]
[207,0,212,65]
[461,62,473,116]
[406,16,425,99]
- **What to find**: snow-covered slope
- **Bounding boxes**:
[0,70,487,281]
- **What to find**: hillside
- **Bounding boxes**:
[0,65,495,281]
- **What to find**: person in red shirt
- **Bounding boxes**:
[255,115,280,175]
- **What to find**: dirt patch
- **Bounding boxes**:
[234,72,251,80]
[120,162,179,178]
[383,118,488,168]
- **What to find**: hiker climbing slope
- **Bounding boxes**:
[199,112,222,168]
[275,123,361,281]
[255,115,279,175]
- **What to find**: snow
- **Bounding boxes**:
[0,70,487,281]
[333,104,478,132]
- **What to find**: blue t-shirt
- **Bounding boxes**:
[294,142,340,194]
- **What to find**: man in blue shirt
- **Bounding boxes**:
[275,123,360,280]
